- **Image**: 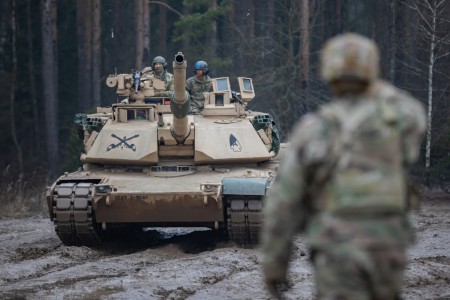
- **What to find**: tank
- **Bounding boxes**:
[46,52,284,247]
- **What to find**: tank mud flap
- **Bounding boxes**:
[222,177,268,247]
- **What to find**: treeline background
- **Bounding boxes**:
[1,0,450,206]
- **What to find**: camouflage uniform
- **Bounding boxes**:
[142,56,174,97]
[262,33,426,299]
[186,75,213,114]
[142,69,174,97]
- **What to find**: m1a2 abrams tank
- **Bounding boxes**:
[46,52,282,247]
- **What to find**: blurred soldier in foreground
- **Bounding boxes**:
[262,33,426,299]
[142,56,174,97]
[186,60,213,114]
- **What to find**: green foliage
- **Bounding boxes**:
[62,126,85,173]
[173,0,231,52]
[174,0,231,38]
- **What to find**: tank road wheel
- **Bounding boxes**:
[52,182,103,246]
[225,196,263,247]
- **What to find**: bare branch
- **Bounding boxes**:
[435,51,450,60]
[436,0,446,9]
[147,1,183,17]
[417,8,433,31]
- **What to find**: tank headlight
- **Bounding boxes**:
[95,185,112,194]
[201,184,217,192]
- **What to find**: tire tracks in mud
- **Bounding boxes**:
[0,197,449,299]
[1,225,250,299]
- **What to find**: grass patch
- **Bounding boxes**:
[0,165,49,218]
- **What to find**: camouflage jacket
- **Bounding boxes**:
[142,69,174,97]
[186,75,213,114]
[262,80,426,280]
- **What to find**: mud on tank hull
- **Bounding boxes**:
[47,164,277,247]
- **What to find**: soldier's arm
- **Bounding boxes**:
[400,95,426,167]
[262,114,327,283]
[207,78,213,92]
[185,78,192,94]
[262,148,306,282]
[399,92,426,211]
[154,74,174,97]
[166,74,174,91]
[155,91,170,97]
[374,81,426,166]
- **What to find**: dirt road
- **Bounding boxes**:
[0,195,449,299]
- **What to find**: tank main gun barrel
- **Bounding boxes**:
[173,53,187,103]
[170,52,191,144]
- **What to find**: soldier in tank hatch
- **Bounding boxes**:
[186,60,213,114]
[142,56,174,97]
[261,33,426,299]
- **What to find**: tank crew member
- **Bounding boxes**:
[142,56,174,97]
[186,60,213,114]
[262,33,426,299]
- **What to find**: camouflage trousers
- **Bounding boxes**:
[312,244,406,300]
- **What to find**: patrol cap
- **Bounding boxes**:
[320,33,380,83]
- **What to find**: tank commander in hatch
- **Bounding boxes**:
[261,33,426,299]
[142,55,174,97]
[186,60,213,114]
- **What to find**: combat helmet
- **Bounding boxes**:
[152,56,167,69]
[320,33,379,83]
[194,60,209,75]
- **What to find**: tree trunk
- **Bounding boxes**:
[41,0,59,177]
[336,0,341,33]
[10,0,23,175]
[389,0,397,83]
[425,0,437,176]
[135,0,144,69]
[209,0,218,57]
[181,5,191,57]
[92,0,101,108]
[247,0,254,38]
[158,2,167,55]
[27,0,41,157]
[143,1,150,65]
[299,0,310,91]
[76,0,92,111]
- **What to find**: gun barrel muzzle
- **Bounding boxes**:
[175,53,185,65]
[173,52,187,103]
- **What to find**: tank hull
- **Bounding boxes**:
[47,163,278,246]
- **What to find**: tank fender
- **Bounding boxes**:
[221,177,269,196]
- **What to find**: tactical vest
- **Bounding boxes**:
[317,96,406,214]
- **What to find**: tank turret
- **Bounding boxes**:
[170,52,191,144]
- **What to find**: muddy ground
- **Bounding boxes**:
[0,193,449,300]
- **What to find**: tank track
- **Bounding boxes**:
[52,182,103,246]
[226,196,263,247]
